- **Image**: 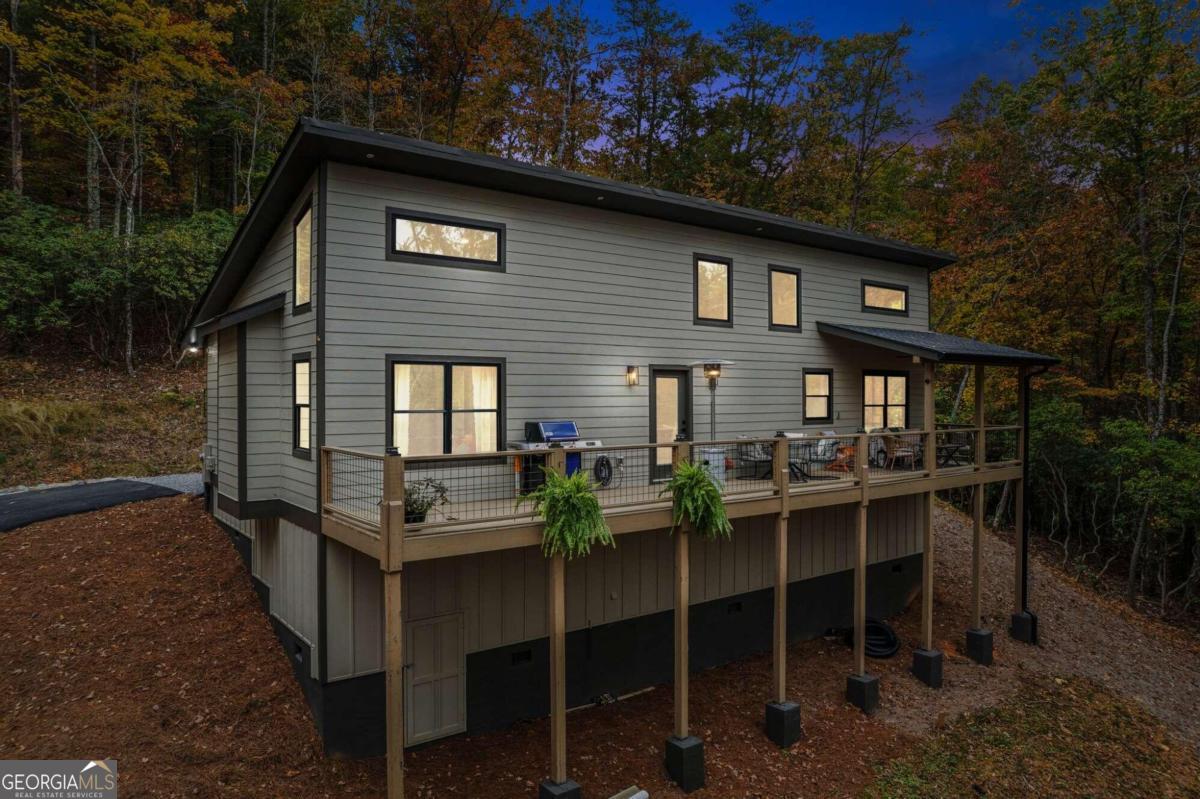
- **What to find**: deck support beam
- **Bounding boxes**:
[666,522,705,792]
[846,436,878,713]
[913,360,943,689]
[966,365,994,665]
[382,451,406,799]
[539,552,580,799]
[765,436,801,746]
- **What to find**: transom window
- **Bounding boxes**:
[863,371,908,431]
[293,201,313,311]
[803,369,832,422]
[293,356,311,454]
[694,254,732,325]
[390,360,502,455]
[769,266,801,330]
[862,281,908,315]
[387,209,504,269]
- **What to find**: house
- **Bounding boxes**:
[186,118,1057,798]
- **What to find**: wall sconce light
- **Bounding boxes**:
[626,365,640,386]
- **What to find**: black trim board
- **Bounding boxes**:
[215,493,321,533]
[186,118,956,337]
[316,159,329,684]
[311,552,921,758]
[194,292,286,338]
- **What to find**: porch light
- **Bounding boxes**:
[626,365,640,386]
[702,363,722,381]
[689,359,735,439]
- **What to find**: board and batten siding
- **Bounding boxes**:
[321,162,929,452]
[325,494,923,681]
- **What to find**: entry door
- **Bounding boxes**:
[650,368,691,480]
[404,612,466,745]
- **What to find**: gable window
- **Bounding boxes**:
[803,369,832,423]
[389,359,502,455]
[769,266,801,330]
[386,208,504,270]
[694,254,732,325]
[862,280,907,315]
[293,355,311,456]
[293,201,313,312]
[863,371,908,431]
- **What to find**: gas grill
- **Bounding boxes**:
[508,420,603,493]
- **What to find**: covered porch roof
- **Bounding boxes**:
[816,322,1059,367]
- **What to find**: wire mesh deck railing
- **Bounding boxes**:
[786,434,861,483]
[690,439,777,495]
[984,425,1021,464]
[402,450,533,530]
[865,431,928,480]
[323,447,384,527]
[935,427,977,469]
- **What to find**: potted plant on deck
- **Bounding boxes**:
[519,468,614,559]
[660,460,733,540]
[404,478,448,524]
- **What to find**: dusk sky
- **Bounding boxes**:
[579,0,1094,135]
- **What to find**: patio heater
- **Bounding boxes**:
[689,359,734,439]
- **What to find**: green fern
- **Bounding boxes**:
[518,468,615,560]
[660,460,733,541]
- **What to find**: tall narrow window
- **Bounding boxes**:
[769,266,801,330]
[294,201,313,311]
[694,254,732,325]
[803,369,832,423]
[390,359,502,455]
[387,209,504,270]
[293,356,311,455]
[862,280,907,315]
[863,371,908,431]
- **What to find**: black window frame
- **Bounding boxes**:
[293,197,314,315]
[292,353,312,459]
[768,265,802,332]
[862,369,910,431]
[861,279,909,317]
[802,368,833,424]
[385,207,506,272]
[693,253,734,327]
[385,355,506,455]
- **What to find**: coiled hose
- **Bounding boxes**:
[836,617,900,659]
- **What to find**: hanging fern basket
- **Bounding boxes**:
[660,460,734,541]
[518,468,615,560]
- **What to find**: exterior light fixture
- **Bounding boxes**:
[702,362,722,382]
[626,365,640,386]
[689,359,735,438]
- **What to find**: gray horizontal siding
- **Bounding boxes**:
[244,313,281,500]
[323,162,927,453]
[216,326,239,501]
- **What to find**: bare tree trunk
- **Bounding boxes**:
[7,0,23,194]
[1127,501,1150,606]
[87,27,100,228]
[991,480,1010,529]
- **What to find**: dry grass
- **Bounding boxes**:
[0,356,204,487]
[866,674,1200,798]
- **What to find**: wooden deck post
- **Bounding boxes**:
[1010,365,1038,645]
[965,364,994,664]
[381,451,406,799]
[764,436,801,747]
[548,553,569,786]
[911,360,943,687]
[846,434,878,712]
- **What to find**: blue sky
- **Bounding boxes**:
[576,0,1092,135]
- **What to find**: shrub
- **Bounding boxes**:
[660,460,733,540]
[519,468,614,559]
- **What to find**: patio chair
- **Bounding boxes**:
[735,437,774,480]
[882,434,916,470]
[825,443,857,473]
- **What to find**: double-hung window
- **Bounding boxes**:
[389,359,502,455]
[694,254,732,325]
[293,356,311,456]
[803,369,832,423]
[294,200,313,312]
[863,371,908,431]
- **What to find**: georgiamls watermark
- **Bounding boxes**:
[1,760,117,798]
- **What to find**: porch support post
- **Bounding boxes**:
[539,553,580,799]
[665,520,704,791]
[913,360,943,688]
[846,435,878,713]
[382,452,406,799]
[765,436,801,747]
[1010,366,1038,644]
[966,365,993,664]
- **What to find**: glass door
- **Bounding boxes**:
[651,368,691,480]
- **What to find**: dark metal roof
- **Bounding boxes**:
[816,322,1059,367]
[188,118,957,330]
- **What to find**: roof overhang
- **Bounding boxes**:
[816,322,1059,367]
[194,292,286,338]
[187,118,957,332]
